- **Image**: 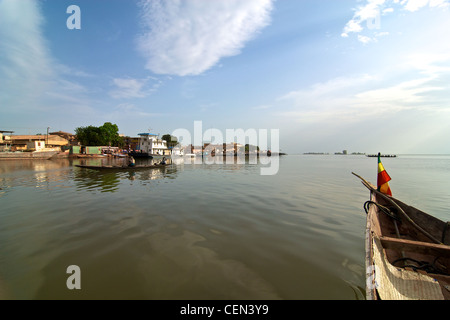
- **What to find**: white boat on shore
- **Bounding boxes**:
[184,153,196,158]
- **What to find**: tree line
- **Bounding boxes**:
[75,122,124,147]
[75,123,176,147]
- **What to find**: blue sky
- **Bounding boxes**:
[1,0,450,154]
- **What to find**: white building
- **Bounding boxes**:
[137,133,169,155]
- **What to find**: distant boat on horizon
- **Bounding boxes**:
[366,154,397,158]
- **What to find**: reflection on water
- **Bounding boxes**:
[72,158,177,193]
[74,169,121,193]
[1,155,448,299]
[0,160,73,198]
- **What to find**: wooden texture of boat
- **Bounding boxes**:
[75,163,169,170]
[353,173,450,300]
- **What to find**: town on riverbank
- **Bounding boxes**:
[0,122,280,160]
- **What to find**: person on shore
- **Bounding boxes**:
[128,156,135,167]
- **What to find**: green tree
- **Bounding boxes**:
[75,122,124,147]
[99,122,123,147]
[162,134,171,144]
[162,134,178,149]
[75,125,101,146]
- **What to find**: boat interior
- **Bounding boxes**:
[367,191,450,300]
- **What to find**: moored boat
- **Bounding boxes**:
[183,153,196,158]
[353,172,450,300]
[112,153,127,158]
[0,150,59,160]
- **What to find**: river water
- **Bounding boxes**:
[0,154,449,300]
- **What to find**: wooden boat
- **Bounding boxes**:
[112,153,127,158]
[353,173,450,300]
[75,163,169,170]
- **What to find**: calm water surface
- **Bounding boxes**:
[0,154,449,299]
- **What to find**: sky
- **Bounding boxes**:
[1,0,450,154]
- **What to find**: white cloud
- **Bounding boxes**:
[109,77,162,99]
[358,35,374,44]
[279,75,377,123]
[342,0,385,38]
[0,0,97,120]
[341,0,450,38]
[112,103,167,118]
[356,31,388,43]
[136,0,274,76]
[404,53,450,75]
[280,75,374,101]
[278,62,449,125]
[341,19,363,36]
[401,0,449,12]
[110,78,147,99]
[0,0,55,108]
[355,77,444,109]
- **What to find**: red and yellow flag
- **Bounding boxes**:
[377,153,392,196]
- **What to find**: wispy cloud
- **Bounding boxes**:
[401,0,449,12]
[0,0,54,109]
[278,56,450,124]
[55,64,95,78]
[136,0,274,76]
[112,103,168,118]
[0,0,97,121]
[354,77,444,112]
[279,75,377,123]
[109,77,162,99]
[404,53,450,75]
[341,0,386,38]
[341,0,450,42]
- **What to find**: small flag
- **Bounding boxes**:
[377,153,392,196]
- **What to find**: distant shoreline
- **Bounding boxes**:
[296,153,450,156]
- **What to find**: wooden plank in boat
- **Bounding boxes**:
[379,236,450,258]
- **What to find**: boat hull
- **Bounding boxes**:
[0,151,59,160]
